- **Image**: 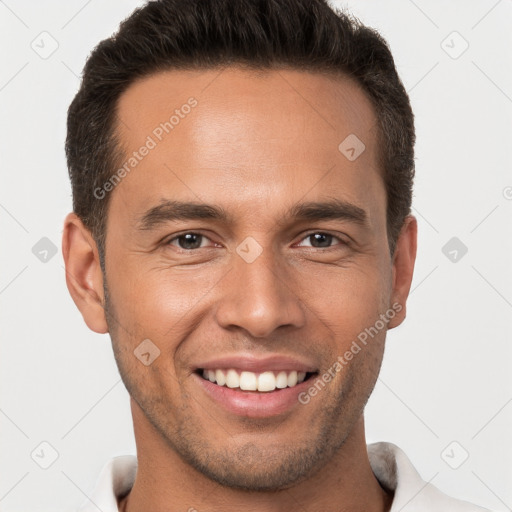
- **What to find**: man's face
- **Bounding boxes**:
[102,68,403,490]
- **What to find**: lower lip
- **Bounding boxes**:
[194,373,315,418]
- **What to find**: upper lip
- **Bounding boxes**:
[194,354,318,373]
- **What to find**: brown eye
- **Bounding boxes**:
[308,233,333,248]
[297,232,343,248]
[169,233,205,250]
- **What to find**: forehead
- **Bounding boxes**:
[116,66,378,152]
[111,67,383,224]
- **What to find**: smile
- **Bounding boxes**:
[199,368,314,392]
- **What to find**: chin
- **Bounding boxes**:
[171,428,337,492]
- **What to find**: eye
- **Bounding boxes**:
[166,232,215,250]
[296,232,345,249]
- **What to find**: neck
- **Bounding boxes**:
[119,399,392,512]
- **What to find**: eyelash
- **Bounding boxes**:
[164,231,348,251]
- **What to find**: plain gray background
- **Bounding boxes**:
[0,1,511,510]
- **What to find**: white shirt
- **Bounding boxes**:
[77,442,492,511]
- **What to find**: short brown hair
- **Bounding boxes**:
[66,0,415,261]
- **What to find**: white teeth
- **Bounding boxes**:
[215,369,226,386]
[240,371,258,390]
[287,370,298,387]
[257,371,276,392]
[225,369,240,388]
[202,368,310,391]
[275,371,288,389]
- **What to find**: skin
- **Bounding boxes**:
[63,67,417,512]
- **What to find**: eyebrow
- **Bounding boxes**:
[137,198,368,231]
[137,201,229,230]
[284,199,368,226]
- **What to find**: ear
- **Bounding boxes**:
[387,215,417,329]
[62,213,108,334]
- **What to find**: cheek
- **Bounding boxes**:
[106,242,391,353]
[295,261,390,334]
[105,281,186,406]
[109,263,221,331]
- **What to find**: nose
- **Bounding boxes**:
[214,246,306,338]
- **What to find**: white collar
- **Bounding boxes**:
[78,442,491,511]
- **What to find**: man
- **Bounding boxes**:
[62,0,492,510]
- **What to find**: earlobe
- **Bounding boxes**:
[62,213,109,334]
[387,215,418,330]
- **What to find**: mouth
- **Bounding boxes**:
[192,355,320,417]
[196,368,317,393]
